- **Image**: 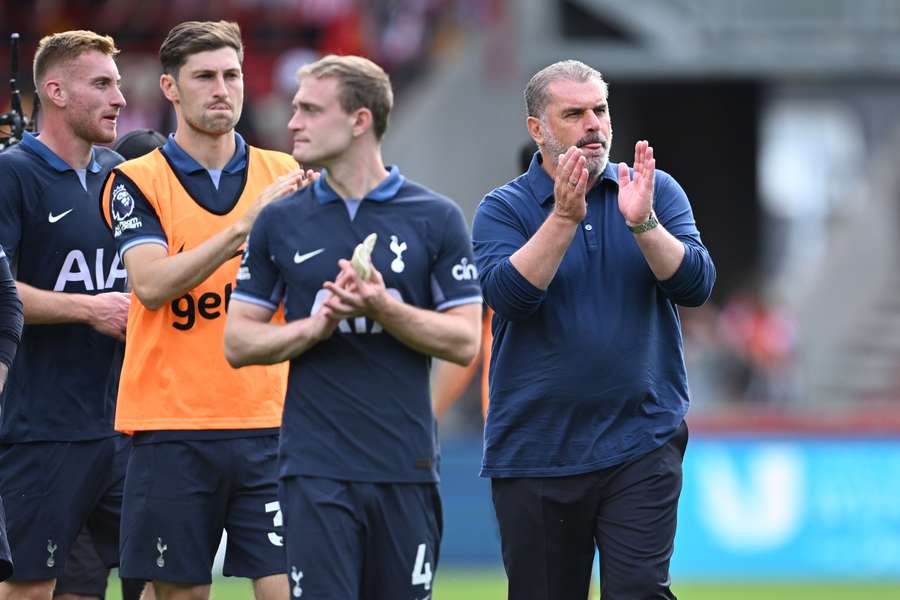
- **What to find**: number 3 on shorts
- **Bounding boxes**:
[411,543,433,591]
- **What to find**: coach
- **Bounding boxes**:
[472,60,716,599]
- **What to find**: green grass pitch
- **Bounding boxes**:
[106,569,900,599]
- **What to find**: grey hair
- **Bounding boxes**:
[524,60,608,118]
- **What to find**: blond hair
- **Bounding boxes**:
[297,55,393,141]
[33,30,119,90]
[159,21,243,76]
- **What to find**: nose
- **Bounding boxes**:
[288,109,303,132]
[112,84,126,108]
[584,110,600,131]
[212,74,229,98]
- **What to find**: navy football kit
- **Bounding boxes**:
[0,132,129,580]
[233,167,481,599]
[0,246,22,584]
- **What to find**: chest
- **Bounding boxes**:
[271,204,437,309]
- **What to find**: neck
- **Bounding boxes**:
[173,124,236,170]
[323,145,389,200]
[35,117,94,169]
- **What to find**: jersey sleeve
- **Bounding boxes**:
[430,202,482,311]
[0,160,24,265]
[105,172,168,258]
[231,207,285,312]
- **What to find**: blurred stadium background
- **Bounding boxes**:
[4,0,900,597]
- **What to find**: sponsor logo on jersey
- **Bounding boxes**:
[451,257,478,281]
[53,248,127,292]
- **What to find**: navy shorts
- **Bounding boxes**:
[491,420,689,600]
[120,435,284,584]
[0,436,129,581]
[279,476,442,600]
[0,496,12,582]
[53,527,108,598]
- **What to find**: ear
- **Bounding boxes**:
[526,116,545,146]
[42,78,66,109]
[350,107,373,139]
[160,73,179,103]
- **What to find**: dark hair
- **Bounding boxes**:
[159,21,243,76]
[113,129,167,160]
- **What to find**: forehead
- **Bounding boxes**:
[57,50,119,79]
[180,47,242,72]
[545,77,607,109]
[293,75,341,105]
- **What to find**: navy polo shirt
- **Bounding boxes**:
[472,153,715,478]
[0,133,125,442]
[233,167,482,483]
[108,132,249,257]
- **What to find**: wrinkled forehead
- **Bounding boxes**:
[180,46,242,74]
[545,77,607,111]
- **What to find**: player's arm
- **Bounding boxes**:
[0,252,23,392]
[121,171,310,310]
[325,260,482,366]
[13,282,129,340]
[0,166,129,339]
[224,300,339,367]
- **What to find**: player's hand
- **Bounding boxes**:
[322,259,390,320]
[87,291,131,341]
[618,140,655,226]
[237,169,315,236]
[308,304,341,341]
[552,146,589,224]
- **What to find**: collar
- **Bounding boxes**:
[525,151,618,205]
[21,132,101,174]
[312,165,406,205]
[161,132,247,175]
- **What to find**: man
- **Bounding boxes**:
[0,247,23,585]
[53,129,167,600]
[100,21,307,600]
[223,55,482,600]
[472,60,716,599]
[0,30,131,600]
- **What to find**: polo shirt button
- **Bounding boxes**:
[584,223,593,231]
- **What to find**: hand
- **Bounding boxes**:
[87,291,131,341]
[322,259,390,320]
[617,140,655,226]
[552,146,589,224]
[308,304,341,342]
[237,169,317,236]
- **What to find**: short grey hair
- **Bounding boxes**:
[524,60,608,119]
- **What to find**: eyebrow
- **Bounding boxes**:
[561,103,606,114]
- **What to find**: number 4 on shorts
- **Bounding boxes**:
[411,543,432,591]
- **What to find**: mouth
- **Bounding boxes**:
[102,114,118,125]
[208,104,232,111]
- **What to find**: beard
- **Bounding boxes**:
[185,106,241,136]
[542,123,612,179]
[69,113,116,144]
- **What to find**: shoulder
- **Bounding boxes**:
[114,149,166,180]
[249,146,298,174]
[94,147,124,170]
[395,179,465,219]
[0,144,36,174]
[260,185,313,223]
[478,174,532,216]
